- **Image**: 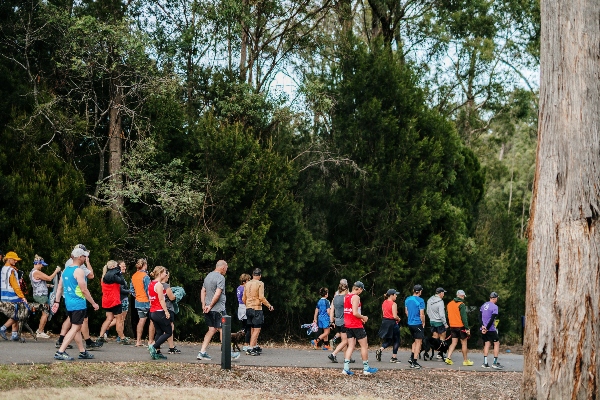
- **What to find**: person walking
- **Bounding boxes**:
[130,258,154,346]
[328,280,354,363]
[311,287,332,350]
[146,266,174,360]
[108,260,132,344]
[197,260,239,360]
[162,269,181,354]
[242,268,274,356]
[341,281,377,376]
[427,287,448,359]
[52,247,99,360]
[480,292,504,369]
[405,284,425,369]
[29,255,61,338]
[376,289,401,363]
[98,260,128,342]
[236,273,251,350]
[445,289,473,366]
[0,251,28,341]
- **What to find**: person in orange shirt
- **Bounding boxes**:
[0,251,28,340]
[242,268,274,356]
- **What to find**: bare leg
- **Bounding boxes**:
[332,333,348,356]
[60,317,71,335]
[81,318,90,339]
[446,337,459,359]
[59,324,83,353]
[250,327,261,347]
[461,338,468,361]
[136,317,147,345]
[116,312,127,339]
[37,313,49,333]
[200,327,218,353]
[412,338,422,360]
[99,312,114,337]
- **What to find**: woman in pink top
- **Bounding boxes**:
[147,266,171,360]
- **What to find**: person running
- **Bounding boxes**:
[236,273,251,350]
[311,287,332,350]
[427,287,448,359]
[97,260,128,342]
[0,251,28,341]
[405,284,425,369]
[198,260,235,360]
[328,280,355,363]
[162,269,180,354]
[29,255,61,338]
[52,247,99,360]
[341,281,377,376]
[130,258,154,346]
[242,268,274,356]
[480,292,504,369]
[147,266,173,360]
[376,289,401,363]
[445,289,473,366]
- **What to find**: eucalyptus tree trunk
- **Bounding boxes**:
[522,0,600,398]
[108,84,124,212]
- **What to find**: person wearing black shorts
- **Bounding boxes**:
[197,260,229,361]
[404,285,425,369]
[242,268,273,356]
[480,292,504,369]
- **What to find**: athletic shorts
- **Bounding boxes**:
[408,324,425,340]
[137,308,149,319]
[33,295,50,314]
[450,327,469,340]
[121,298,129,312]
[104,304,122,315]
[482,330,499,343]
[246,308,264,328]
[336,325,347,335]
[345,327,367,340]
[167,310,174,323]
[67,309,87,325]
[430,325,446,335]
[204,310,224,329]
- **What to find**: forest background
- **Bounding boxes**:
[0,0,539,343]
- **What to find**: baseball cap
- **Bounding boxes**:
[76,244,88,251]
[413,284,423,292]
[490,291,499,298]
[72,248,89,258]
[354,281,365,290]
[386,289,398,296]
[5,251,21,261]
[435,287,446,294]
[252,268,262,276]
[457,289,466,297]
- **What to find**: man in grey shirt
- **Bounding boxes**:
[426,287,448,359]
[197,260,228,360]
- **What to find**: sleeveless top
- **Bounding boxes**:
[333,294,346,326]
[148,280,166,313]
[29,269,48,296]
[344,293,363,329]
[62,265,87,311]
[382,300,394,320]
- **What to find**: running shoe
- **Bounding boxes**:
[101,333,107,341]
[389,358,399,363]
[116,336,121,343]
[376,349,382,362]
[11,335,19,341]
[86,341,102,351]
[0,329,7,340]
[328,354,338,363]
[492,363,505,370]
[155,352,168,360]
[78,351,94,359]
[436,354,443,359]
[54,351,74,361]
[197,351,211,360]
[248,349,260,356]
[363,367,378,375]
[168,347,182,354]
[148,344,157,359]
[444,358,454,365]
[410,362,422,369]
[342,369,354,376]
[350,358,356,363]
[254,346,262,353]
[482,363,490,368]
[121,337,133,346]
[310,339,318,349]
[322,345,331,351]
[463,359,474,366]
[407,358,414,366]
[242,346,250,352]
[36,331,50,339]
[55,340,72,349]
[232,352,241,360]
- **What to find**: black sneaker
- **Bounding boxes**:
[254,346,262,353]
[78,351,94,359]
[389,358,399,363]
[408,358,414,366]
[410,361,422,369]
[168,347,182,354]
[349,358,356,363]
[86,341,103,351]
[328,353,338,363]
[55,340,73,349]
[248,349,260,356]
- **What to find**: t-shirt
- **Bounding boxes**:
[316,298,330,318]
[480,301,499,332]
[203,271,226,312]
[333,294,345,326]
[236,285,245,304]
[163,283,174,312]
[405,295,425,326]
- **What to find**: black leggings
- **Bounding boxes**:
[382,324,400,355]
[242,319,251,344]
[150,311,172,349]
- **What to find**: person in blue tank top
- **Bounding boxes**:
[404,284,426,369]
[51,247,99,361]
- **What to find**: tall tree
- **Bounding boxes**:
[522,0,600,398]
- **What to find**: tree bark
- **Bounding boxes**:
[522,0,600,398]
[108,84,124,212]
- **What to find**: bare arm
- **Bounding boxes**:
[155,282,170,319]
[203,288,222,313]
[420,309,425,327]
[50,277,64,313]
[313,306,319,322]
[85,256,94,279]
[166,287,176,301]
[258,283,273,310]
[74,268,99,310]
[352,295,367,323]
[392,302,400,321]
[33,267,61,282]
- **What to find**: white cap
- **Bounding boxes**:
[72,248,89,258]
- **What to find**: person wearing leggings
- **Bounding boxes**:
[376,289,401,363]
[147,266,171,360]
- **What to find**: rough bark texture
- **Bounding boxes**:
[108,85,124,211]
[522,0,600,399]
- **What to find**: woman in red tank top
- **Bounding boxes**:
[147,266,171,360]
[376,289,401,363]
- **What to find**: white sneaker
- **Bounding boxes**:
[36,331,50,339]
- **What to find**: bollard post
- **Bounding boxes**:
[221,314,231,370]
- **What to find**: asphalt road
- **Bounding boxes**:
[0,337,523,372]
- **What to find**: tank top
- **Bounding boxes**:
[62,265,87,311]
[344,293,363,329]
[148,280,166,312]
[382,300,394,319]
[30,269,48,296]
[333,294,346,326]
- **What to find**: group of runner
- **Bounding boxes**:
[313,280,505,374]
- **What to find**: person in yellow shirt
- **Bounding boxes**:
[242,268,274,356]
[0,251,28,340]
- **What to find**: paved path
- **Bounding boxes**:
[0,338,523,372]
